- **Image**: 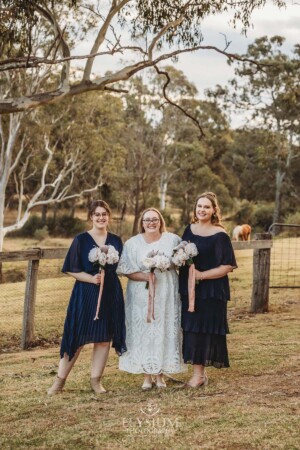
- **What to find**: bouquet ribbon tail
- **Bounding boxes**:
[94,269,105,320]
[188,263,196,313]
[146,272,156,323]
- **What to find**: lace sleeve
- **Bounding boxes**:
[117,238,140,275]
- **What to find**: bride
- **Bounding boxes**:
[117,207,186,390]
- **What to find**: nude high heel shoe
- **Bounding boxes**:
[184,371,208,389]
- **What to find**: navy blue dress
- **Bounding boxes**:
[60,232,127,360]
[179,225,237,368]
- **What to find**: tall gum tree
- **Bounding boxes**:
[0,0,286,114]
[210,36,300,224]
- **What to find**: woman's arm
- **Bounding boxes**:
[195,265,234,281]
[126,272,150,282]
[66,272,102,284]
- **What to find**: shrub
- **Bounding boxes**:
[284,211,300,225]
[34,226,49,241]
[49,215,86,237]
[4,269,26,283]
[232,200,254,224]
[10,215,44,237]
[251,203,274,231]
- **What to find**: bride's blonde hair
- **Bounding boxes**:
[138,208,166,233]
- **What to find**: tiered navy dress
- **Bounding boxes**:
[179,225,237,368]
[60,232,127,360]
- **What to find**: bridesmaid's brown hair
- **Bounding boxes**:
[192,192,224,228]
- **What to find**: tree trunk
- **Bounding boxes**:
[182,192,190,224]
[159,173,168,211]
[52,203,58,226]
[70,198,76,218]
[273,167,285,232]
[41,204,48,226]
[132,182,141,236]
[0,193,6,283]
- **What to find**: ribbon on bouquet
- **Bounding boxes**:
[188,263,196,312]
[94,269,105,320]
[146,272,156,323]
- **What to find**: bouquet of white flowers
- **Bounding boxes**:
[172,241,199,313]
[172,241,198,267]
[143,250,171,286]
[88,245,119,320]
[142,250,171,323]
[88,245,119,268]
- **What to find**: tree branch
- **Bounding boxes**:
[83,0,130,81]
[154,65,205,138]
[0,44,273,114]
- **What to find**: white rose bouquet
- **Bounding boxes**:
[142,250,171,323]
[88,245,119,269]
[143,250,171,288]
[172,241,198,267]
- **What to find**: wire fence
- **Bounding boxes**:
[269,224,300,289]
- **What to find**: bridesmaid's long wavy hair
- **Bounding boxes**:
[138,208,166,234]
[192,192,224,228]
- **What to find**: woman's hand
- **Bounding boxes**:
[143,272,151,282]
[195,269,203,281]
[195,265,234,281]
[126,272,152,282]
[92,273,102,284]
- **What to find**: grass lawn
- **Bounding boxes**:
[0,240,299,449]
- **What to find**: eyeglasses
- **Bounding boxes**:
[142,218,160,224]
[93,212,108,218]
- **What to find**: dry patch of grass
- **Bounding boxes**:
[0,297,299,449]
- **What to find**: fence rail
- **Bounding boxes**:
[0,236,273,350]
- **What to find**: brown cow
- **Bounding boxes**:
[232,224,251,241]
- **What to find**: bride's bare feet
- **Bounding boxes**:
[142,375,153,390]
[155,374,166,388]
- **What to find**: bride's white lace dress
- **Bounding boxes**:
[117,232,186,374]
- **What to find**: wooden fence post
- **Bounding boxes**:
[21,259,40,349]
[251,233,272,313]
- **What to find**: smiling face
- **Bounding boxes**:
[142,210,161,235]
[195,197,215,223]
[90,206,109,231]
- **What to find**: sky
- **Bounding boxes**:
[176,1,300,94]
[74,1,300,128]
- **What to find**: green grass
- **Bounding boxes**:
[0,240,300,449]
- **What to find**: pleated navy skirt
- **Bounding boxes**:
[181,295,230,368]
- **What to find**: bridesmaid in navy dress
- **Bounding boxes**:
[48,200,126,395]
[179,192,237,388]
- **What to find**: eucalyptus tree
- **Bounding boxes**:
[150,66,198,210]
[166,98,234,224]
[0,90,127,250]
[0,0,286,115]
[212,36,300,223]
